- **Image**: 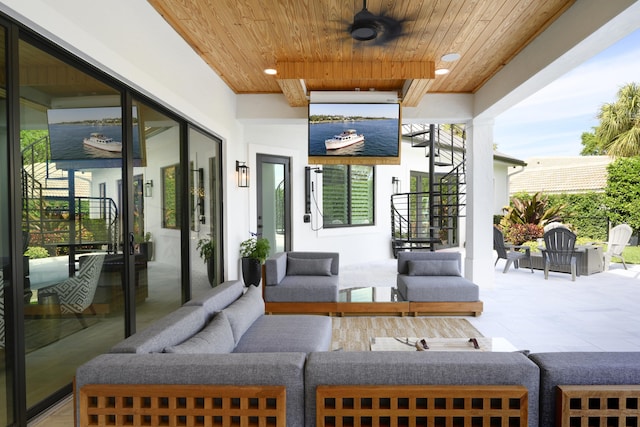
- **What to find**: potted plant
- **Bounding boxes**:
[239,235,270,286]
[197,235,216,286]
[140,232,153,261]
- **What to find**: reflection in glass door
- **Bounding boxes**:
[131,100,182,331]
[0,24,10,427]
[18,37,127,413]
[257,155,290,254]
[189,129,222,298]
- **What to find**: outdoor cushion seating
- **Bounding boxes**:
[77,278,332,426]
[493,227,534,273]
[76,277,640,427]
[529,352,640,427]
[396,251,479,302]
[264,251,339,302]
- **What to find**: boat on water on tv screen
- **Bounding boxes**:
[308,102,401,165]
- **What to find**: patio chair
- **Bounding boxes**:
[543,222,570,233]
[543,228,577,281]
[493,227,534,274]
[38,253,105,328]
[603,224,633,271]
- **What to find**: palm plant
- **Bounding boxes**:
[501,192,564,228]
[596,82,640,157]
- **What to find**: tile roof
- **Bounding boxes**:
[509,156,612,195]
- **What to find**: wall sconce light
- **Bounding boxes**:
[144,180,153,197]
[236,161,249,188]
[392,177,401,194]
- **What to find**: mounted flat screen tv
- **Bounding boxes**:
[47,106,145,169]
[308,102,401,165]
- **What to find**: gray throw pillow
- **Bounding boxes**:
[222,285,265,344]
[407,260,460,276]
[287,257,332,276]
[163,311,235,354]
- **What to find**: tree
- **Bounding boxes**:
[596,82,640,157]
[604,157,640,230]
[580,129,605,155]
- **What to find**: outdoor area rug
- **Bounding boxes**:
[331,317,483,351]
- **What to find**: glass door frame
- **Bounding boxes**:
[256,154,291,253]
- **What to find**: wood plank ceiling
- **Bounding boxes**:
[147,0,575,107]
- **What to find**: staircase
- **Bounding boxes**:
[21,135,119,254]
[390,124,466,256]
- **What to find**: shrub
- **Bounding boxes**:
[501,192,564,227]
[24,246,50,259]
[505,223,544,245]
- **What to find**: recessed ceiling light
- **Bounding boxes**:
[264,68,277,75]
[441,53,461,62]
[435,68,450,75]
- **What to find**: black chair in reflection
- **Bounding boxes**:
[39,254,105,327]
[543,228,578,281]
[493,227,533,274]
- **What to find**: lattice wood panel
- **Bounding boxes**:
[316,384,528,427]
[557,385,640,427]
[79,384,286,427]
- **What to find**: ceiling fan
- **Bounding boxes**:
[348,0,405,45]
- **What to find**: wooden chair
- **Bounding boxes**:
[603,224,632,270]
[543,228,577,281]
[493,227,534,274]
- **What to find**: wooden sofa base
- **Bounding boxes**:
[265,301,483,317]
[556,385,640,427]
[77,383,286,427]
[317,384,528,427]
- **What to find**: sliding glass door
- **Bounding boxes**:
[0,15,223,425]
[0,22,11,427]
[18,37,128,412]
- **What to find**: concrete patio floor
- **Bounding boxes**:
[468,260,640,353]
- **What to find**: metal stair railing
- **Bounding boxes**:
[392,124,466,253]
[21,134,120,253]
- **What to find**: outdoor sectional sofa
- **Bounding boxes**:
[74,275,640,427]
[396,250,483,316]
[263,251,340,302]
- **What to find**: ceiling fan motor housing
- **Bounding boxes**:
[350,8,379,41]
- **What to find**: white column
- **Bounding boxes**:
[464,118,495,288]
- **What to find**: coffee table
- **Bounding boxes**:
[369,336,517,352]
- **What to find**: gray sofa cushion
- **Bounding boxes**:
[397,251,461,274]
[287,257,333,276]
[397,275,479,302]
[75,352,308,427]
[408,259,460,276]
[530,352,640,427]
[263,275,339,302]
[163,312,235,354]
[183,280,244,315]
[109,306,208,354]
[265,252,288,286]
[305,351,540,427]
[222,285,265,344]
[234,314,332,353]
[288,252,339,275]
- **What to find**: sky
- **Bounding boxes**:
[493,28,640,160]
